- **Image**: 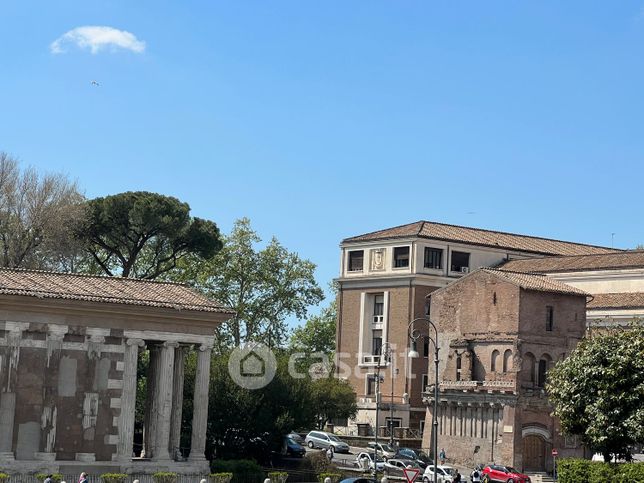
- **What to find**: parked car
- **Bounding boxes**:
[385,458,422,477]
[283,435,306,457]
[287,432,305,444]
[422,465,457,483]
[339,479,376,483]
[305,430,351,453]
[368,442,397,459]
[356,451,386,472]
[482,465,531,483]
[395,447,431,469]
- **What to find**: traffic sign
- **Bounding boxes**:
[403,468,420,483]
[552,449,559,456]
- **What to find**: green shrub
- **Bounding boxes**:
[317,473,341,483]
[0,474,8,481]
[152,472,178,483]
[35,474,63,483]
[210,460,264,483]
[267,472,288,483]
[210,473,233,483]
[100,474,128,483]
[557,459,644,483]
[305,451,335,475]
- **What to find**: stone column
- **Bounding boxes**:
[143,344,161,458]
[169,345,187,460]
[152,341,177,461]
[189,344,212,462]
[117,338,145,462]
[0,326,24,462]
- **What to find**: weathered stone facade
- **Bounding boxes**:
[0,270,232,475]
[421,269,590,472]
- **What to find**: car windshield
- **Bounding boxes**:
[442,468,456,476]
[417,451,430,462]
[381,444,394,452]
[329,435,341,442]
[506,467,517,474]
[287,437,297,445]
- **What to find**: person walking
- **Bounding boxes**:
[326,447,334,461]
[470,466,482,483]
[452,470,461,483]
[439,448,446,465]
[79,472,88,483]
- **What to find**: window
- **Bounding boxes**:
[503,349,512,372]
[491,350,500,372]
[456,354,462,381]
[372,330,382,356]
[422,373,429,390]
[423,339,430,357]
[367,374,377,395]
[373,294,384,323]
[451,251,470,273]
[546,306,554,331]
[393,246,410,268]
[348,250,364,272]
[537,359,548,387]
[424,247,443,269]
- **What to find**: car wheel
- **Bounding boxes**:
[507,480,514,483]
[308,441,314,448]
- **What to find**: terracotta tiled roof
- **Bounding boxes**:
[499,251,644,274]
[587,292,644,310]
[343,221,619,256]
[479,268,589,296]
[0,268,233,313]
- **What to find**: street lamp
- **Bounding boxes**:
[374,342,394,477]
[408,317,440,483]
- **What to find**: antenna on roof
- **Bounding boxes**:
[611,233,616,248]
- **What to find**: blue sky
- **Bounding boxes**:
[2,1,644,323]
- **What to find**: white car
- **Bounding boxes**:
[422,465,457,483]
[367,441,397,459]
[356,451,386,472]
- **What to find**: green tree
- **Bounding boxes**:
[76,191,222,278]
[290,300,337,356]
[173,218,324,348]
[310,376,357,429]
[547,326,644,461]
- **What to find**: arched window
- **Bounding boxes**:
[491,350,500,372]
[503,349,512,372]
[456,353,462,381]
[523,352,536,383]
[537,354,553,388]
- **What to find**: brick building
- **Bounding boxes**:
[421,268,590,472]
[0,268,233,475]
[335,221,616,438]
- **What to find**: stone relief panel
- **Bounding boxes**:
[370,249,385,271]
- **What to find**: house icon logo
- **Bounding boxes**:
[228,343,277,389]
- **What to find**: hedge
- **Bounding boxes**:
[210,473,233,483]
[267,472,288,483]
[100,473,128,483]
[317,473,342,483]
[210,459,264,483]
[0,474,8,481]
[152,472,177,483]
[557,458,644,483]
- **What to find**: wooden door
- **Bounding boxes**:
[523,435,546,472]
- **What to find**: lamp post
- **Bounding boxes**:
[374,342,394,478]
[408,317,440,483]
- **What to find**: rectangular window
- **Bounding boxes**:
[546,306,554,331]
[393,246,410,268]
[424,247,443,269]
[348,250,364,272]
[373,294,384,323]
[372,330,382,356]
[451,251,470,273]
[423,339,430,357]
[367,374,376,395]
[422,374,429,390]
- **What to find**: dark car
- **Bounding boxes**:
[482,465,530,483]
[339,479,376,483]
[395,448,431,469]
[284,436,306,457]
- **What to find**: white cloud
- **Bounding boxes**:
[50,26,145,54]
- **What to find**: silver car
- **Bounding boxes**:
[305,430,351,453]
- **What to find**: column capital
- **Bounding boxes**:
[163,341,180,349]
[196,344,213,352]
[126,338,146,348]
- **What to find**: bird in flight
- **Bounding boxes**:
[91,80,100,87]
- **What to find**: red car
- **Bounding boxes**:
[482,465,531,483]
